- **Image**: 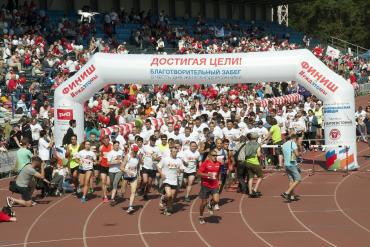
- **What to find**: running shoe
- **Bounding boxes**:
[214,204,220,211]
[31,201,37,206]
[184,197,191,203]
[199,217,206,225]
[102,197,109,203]
[163,209,172,216]
[126,206,135,214]
[81,197,87,203]
[207,201,214,215]
[88,188,94,194]
[110,199,117,207]
[159,195,166,209]
[6,197,14,207]
[249,191,260,198]
[281,192,292,202]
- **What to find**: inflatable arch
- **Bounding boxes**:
[54,49,358,169]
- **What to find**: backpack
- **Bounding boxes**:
[234,143,247,162]
[244,142,260,158]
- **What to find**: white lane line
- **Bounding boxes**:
[239,194,273,247]
[83,201,103,247]
[189,197,212,247]
[137,200,151,247]
[1,231,196,247]
[287,174,338,247]
[23,195,71,247]
[270,195,334,198]
[333,161,370,233]
[256,230,310,234]
[292,209,341,213]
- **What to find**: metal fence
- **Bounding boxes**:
[0,150,16,177]
[359,83,370,95]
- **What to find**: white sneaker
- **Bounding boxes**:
[6,197,14,207]
[126,206,134,214]
[207,201,214,215]
[214,204,220,211]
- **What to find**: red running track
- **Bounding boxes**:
[1,96,370,247]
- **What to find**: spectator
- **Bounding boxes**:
[62,119,76,146]
[15,137,32,172]
[7,156,50,207]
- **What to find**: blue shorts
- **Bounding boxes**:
[285,166,301,182]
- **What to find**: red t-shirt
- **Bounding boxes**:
[100,144,113,167]
[199,159,221,189]
[0,212,11,222]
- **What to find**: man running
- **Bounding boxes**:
[65,135,80,195]
[182,141,201,202]
[158,146,184,216]
[197,149,221,224]
[281,134,301,202]
[141,135,160,200]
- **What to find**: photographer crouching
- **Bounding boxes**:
[7,156,50,207]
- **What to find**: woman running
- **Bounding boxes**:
[76,141,97,203]
[107,141,124,206]
[121,145,141,214]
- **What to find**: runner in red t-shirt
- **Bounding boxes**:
[99,135,113,202]
[197,149,221,224]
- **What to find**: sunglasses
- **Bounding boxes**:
[210,154,217,157]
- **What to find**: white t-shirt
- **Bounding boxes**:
[77,150,96,171]
[38,137,50,161]
[142,144,160,170]
[107,149,124,173]
[179,134,196,151]
[30,123,42,141]
[140,128,154,143]
[182,150,201,174]
[124,155,139,178]
[158,156,184,186]
[115,135,126,150]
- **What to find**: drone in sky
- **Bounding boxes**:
[78,10,100,23]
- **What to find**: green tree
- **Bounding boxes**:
[289,0,370,49]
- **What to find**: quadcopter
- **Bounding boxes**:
[78,10,100,23]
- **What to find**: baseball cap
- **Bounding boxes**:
[131,145,139,152]
[174,124,181,130]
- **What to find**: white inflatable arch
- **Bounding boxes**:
[54,49,358,169]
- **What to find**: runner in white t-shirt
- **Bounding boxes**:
[182,142,201,202]
[180,127,197,151]
[158,146,185,216]
[121,145,141,214]
[107,141,124,205]
[141,135,161,200]
[76,141,97,203]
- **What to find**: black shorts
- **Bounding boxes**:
[246,164,263,178]
[123,176,137,182]
[199,185,219,199]
[79,169,93,174]
[163,183,178,190]
[317,124,322,129]
[273,141,283,155]
[183,172,196,179]
[70,166,79,175]
[14,184,32,201]
[100,166,109,174]
[142,167,157,179]
[93,165,100,171]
